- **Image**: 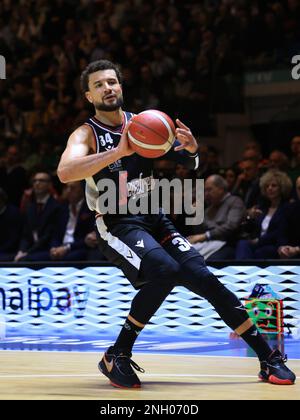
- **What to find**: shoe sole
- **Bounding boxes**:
[109,380,141,389]
[98,360,141,389]
[259,374,295,385]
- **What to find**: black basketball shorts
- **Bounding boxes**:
[95,212,204,289]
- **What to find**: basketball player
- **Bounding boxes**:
[57,60,295,388]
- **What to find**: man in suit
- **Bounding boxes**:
[0,145,28,207]
[14,171,60,261]
[187,174,246,260]
[232,158,262,209]
[0,188,23,261]
[49,181,95,261]
[278,176,300,259]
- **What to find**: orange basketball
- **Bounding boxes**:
[127,109,175,158]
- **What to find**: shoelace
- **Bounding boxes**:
[269,353,288,365]
[129,358,145,373]
[275,354,288,363]
[115,355,145,374]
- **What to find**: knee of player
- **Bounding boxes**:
[181,264,225,296]
[181,257,215,283]
[140,252,181,285]
[159,263,182,284]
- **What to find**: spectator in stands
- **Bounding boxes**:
[242,141,263,162]
[150,47,175,81]
[12,78,33,111]
[187,175,246,260]
[2,0,300,264]
[242,146,269,171]
[26,94,52,136]
[135,64,160,111]
[24,141,59,174]
[223,166,242,193]
[242,140,269,174]
[232,158,262,208]
[242,148,261,163]
[278,221,300,259]
[207,146,222,175]
[288,135,300,183]
[154,159,176,181]
[196,144,209,179]
[290,136,300,168]
[197,145,221,180]
[1,0,299,181]
[236,170,292,260]
[0,145,28,207]
[2,102,25,142]
[14,171,60,261]
[0,188,23,261]
[175,163,193,181]
[278,175,300,259]
[268,150,290,172]
[49,181,95,261]
[85,230,107,261]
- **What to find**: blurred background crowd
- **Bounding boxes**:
[1,0,300,262]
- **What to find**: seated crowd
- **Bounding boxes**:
[1,0,300,262]
[0,167,104,262]
[146,135,300,262]
[1,135,300,262]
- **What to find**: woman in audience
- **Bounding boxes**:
[235,170,292,260]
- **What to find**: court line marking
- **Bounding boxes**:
[0,373,258,379]
[0,350,299,361]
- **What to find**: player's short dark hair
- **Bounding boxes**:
[80,60,123,92]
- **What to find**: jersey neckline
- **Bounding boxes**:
[91,111,127,132]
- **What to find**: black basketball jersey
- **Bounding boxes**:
[83,110,199,216]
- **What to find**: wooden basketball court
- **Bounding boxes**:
[0,350,299,400]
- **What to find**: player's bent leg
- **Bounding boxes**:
[99,248,182,389]
[160,237,250,331]
[130,248,181,322]
[178,256,250,331]
[178,255,296,385]
[161,236,296,385]
[162,235,252,332]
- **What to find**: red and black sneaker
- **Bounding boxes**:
[98,346,145,389]
[259,349,296,385]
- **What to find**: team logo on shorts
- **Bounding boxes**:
[135,240,145,248]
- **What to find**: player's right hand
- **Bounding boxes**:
[116,122,135,158]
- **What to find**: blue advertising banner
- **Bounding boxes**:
[0,265,299,336]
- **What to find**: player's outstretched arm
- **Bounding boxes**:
[57,123,133,183]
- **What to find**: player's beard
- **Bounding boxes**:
[94,95,124,111]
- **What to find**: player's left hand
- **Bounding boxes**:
[174,119,198,154]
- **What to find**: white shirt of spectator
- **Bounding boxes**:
[261,214,272,237]
[33,194,50,243]
[63,199,84,246]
